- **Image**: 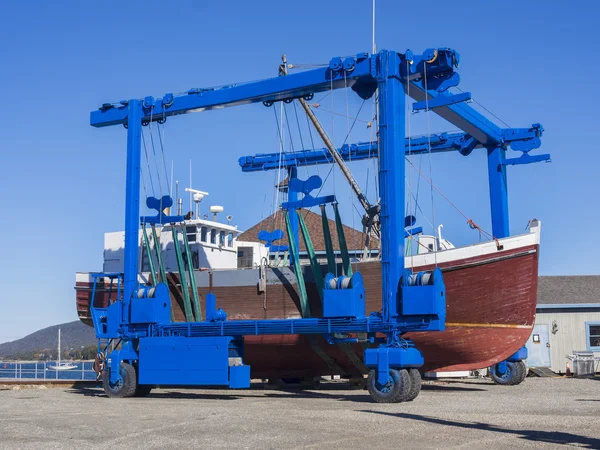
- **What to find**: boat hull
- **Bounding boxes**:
[75,231,539,377]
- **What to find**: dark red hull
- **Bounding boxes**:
[76,244,538,377]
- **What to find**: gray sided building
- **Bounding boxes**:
[526,276,600,373]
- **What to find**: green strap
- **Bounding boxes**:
[333,203,352,277]
[151,225,173,321]
[284,210,311,318]
[142,226,157,285]
[298,213,323,301]
[151,225,167,284]
[320,205,337,275]
[172,226,195,322]
[182,227,203,321]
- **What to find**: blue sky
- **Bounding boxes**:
[0,1,598,343]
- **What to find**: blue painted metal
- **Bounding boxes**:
[508,346,528,362]
[412,91,471,112]
[322,272,366,318]
[487,146,510,238]
[377,50,405,322]
[141,195,184,225]
[123,100,143,323]
[257,229,289,253]
[502,153,551,166]
[404,226,423,238]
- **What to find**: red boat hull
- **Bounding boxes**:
[76,244,538,377]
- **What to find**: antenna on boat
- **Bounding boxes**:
[189,159,193,214]
[210,205,224,221]
[186,188,209,220]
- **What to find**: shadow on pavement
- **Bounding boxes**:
[360,410,600,448]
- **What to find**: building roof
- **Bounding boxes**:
[537,276,600,305]
[238,209,379,252]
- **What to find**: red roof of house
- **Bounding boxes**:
[238,209,379,252]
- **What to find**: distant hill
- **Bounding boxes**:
[0,321,96,359]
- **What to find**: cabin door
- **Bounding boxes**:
[526,324,551,368]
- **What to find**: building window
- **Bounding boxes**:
[210,229,216,244]
[201,227,207,242]
[186,225,196,242]
[587,322,600,351]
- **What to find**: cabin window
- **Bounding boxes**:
[201,226,207,242]
[219,230,225,246]
[186,225,196,242]
[227,232,234,247]
[586,322,600,350]
[210,229,216,244]
[237,246,254,268]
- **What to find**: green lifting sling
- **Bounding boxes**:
[332,203,352,277]
[284,210,311,318]
[172,226,195,322]
[182,226,203,321]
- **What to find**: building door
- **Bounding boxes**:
[526,324,551,367]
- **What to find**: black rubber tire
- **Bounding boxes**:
[135,385,153,397]
[515,361,528,384]
[103,362,137,398]
[490,360,526,386]
[406,368,422,401]
[367,369,410,403]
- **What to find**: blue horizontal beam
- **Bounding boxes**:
[412,91,471,112]
[239,132,479,172]
[91,55,375,128]
[154,315,436,338]
[91,49,461,129]
[407,83,505,146]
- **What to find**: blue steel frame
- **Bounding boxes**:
[89,47,537,390]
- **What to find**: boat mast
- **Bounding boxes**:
[57,328,61,365]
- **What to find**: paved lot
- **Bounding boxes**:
[1,377,599,449]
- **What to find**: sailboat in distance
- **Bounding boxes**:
[47,328,76,371]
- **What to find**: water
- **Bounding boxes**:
[0,361,97,381]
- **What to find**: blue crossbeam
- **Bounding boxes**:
[91,55,376,128]
[412,91,472,112]
[239,132,478,172]
[153,315,436,338]
[407,85,504,146]
[91,49,460,128]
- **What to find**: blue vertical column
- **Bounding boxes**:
[487,146,509,239]
[123,100,143,324]
[287,165,299,261]
[376,51,405,322]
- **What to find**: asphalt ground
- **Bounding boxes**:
[1,377,599,449]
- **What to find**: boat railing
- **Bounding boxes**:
[0,360,97,382]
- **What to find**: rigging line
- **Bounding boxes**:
[303,99,367,210]
[147,107,164,196]
[310,105,371,124]
[314,90,332,105]
[283,103,296,155]
[405,157,496,242]
[141,128,156,197]
[423,63,438,266]
[156,122,171,192]
[345,72,358,272]
[271,106,285,231]
[455,87,511,128]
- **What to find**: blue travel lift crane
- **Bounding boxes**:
[88,48,546,401]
